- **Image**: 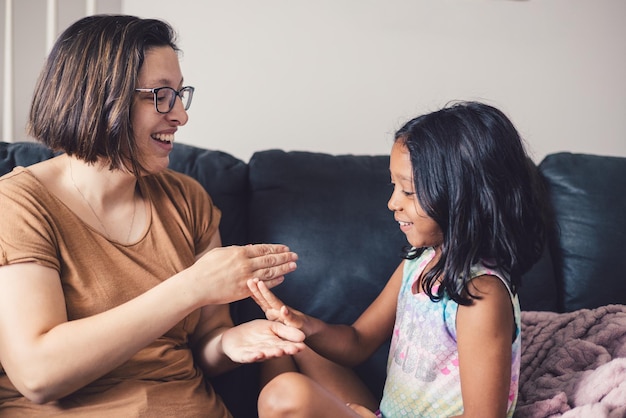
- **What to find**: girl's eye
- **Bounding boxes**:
[390,182,415,197]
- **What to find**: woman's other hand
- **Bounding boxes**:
[221,319,306,363]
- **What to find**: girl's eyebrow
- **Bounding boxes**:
[389,171,412,182]
[396,174,413,183]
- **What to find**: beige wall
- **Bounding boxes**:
[4,1,626,163]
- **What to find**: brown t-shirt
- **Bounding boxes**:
[0,167,232,417]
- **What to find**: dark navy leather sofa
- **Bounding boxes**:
[2,141,625,417]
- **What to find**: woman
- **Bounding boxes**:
[0,15,304,417]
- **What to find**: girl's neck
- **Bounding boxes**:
[413,246,442,294]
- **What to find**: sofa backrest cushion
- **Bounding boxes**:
[539,152,626,312]
[242,149,407,398]
[0,141,56,176]
[518,243,559,312]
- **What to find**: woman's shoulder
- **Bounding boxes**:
[0,166,47,195]
[1,156,63,190]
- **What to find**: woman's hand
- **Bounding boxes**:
[186,244,298,306]
[221,319,306,363]
[247,278,307,331]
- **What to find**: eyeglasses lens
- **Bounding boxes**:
[155,87,192,113]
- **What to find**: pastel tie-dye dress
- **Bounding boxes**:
[379,247,521,418]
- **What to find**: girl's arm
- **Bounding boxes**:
[248,261,404,367]
[0,234,297,404]
[454,275,515,418]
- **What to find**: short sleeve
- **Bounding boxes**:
[0,168,62,270]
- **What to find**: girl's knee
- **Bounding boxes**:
[258,372,317,417]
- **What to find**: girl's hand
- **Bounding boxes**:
[247,278,306,330]
[221,319,306,363]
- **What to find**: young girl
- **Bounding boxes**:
[247,101,546,417]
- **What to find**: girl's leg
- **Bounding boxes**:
[258,372,365,418]
[259,355,298,388]
[291,347,378,411]
[259,346,378,413]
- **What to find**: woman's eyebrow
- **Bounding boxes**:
[142,77,184,87]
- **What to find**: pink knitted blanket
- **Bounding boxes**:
[515,305,626,418]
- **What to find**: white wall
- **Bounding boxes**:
[122,0,626,163]
[0,0,122,147]
[4,1,625,164]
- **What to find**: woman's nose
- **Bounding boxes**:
[166,97,189,126]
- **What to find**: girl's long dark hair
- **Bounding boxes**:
[396,101,547,305]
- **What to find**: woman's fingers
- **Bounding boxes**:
[243,244,298,281]
[244,243,293,259]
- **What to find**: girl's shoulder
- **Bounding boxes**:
[469,261,513,298]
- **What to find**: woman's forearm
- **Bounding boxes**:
[1,269,202,404]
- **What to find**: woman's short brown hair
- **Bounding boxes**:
[28,14,178,174]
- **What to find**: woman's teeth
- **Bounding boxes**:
[399,221,412,226]
[152,133,175,143]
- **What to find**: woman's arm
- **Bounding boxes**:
[454,275,515,418]
[248,261,404,367]
[0,235,297,404]
[191,304,306,378]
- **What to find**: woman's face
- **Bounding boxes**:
[388,141,444,250]
[131,46,188,173]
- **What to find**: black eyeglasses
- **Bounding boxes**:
[135,86,195,114]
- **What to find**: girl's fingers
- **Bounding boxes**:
[247,278,271,311]
[256,280,286,309]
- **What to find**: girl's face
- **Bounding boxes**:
[388,141,444,250]
[131,46,188,173]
